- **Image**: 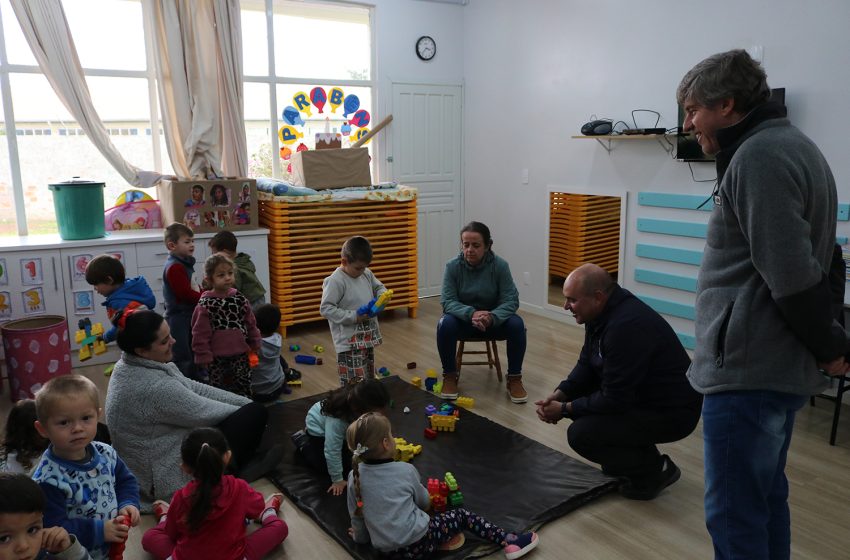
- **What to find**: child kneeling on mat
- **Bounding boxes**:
[346,412,540,559]
[142,427,287,560]
[292,379,389,496]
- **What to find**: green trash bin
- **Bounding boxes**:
[48,177,106,240]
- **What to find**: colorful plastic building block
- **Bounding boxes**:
[247,351,259,368]
[410,376,422,388]
[430,415,459,432]
[445,472,458,492]
[425,368,438,379]
[448,491,464,507]
[424,428,437,439]
[295,354,322,365]
[407,362,417,369]
[431,495,446,512]
[313,344,324,353]
[428,478,441,495]
[75,319,106,361]
[356,289,394,317]
[378,366,391,377]
[424,404,438,416]
[456,396,475,409]
[286,379,302,386]
[108,516,132,559]
[439,403,455,414]
[433,381,443,394]
[289,344,301,352]
[394,437,422,462]
[424,377,438,392]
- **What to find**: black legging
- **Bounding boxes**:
[217,401,268,469]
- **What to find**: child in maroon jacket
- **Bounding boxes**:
[191,255,261,397]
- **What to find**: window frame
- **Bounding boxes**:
[242,0,376,178]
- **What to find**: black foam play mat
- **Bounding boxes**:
[265,376,617,559]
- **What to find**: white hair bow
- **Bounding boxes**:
[353,443,369,458]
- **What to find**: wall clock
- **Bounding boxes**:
[416,35,436,61]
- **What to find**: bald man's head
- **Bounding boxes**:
[562,264,616,324]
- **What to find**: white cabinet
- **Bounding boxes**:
[1,250,66,319]
[0,229,269,368]
[57,245,138,367]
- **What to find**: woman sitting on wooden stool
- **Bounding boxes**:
[436,221,527,403]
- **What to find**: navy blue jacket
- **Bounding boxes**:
[558,286,700,418]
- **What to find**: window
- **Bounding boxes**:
[0,0,168,236]
[241,0,374,181]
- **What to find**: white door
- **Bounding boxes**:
[389,83,463,297]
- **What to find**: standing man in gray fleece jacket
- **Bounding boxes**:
[678,49,849,560]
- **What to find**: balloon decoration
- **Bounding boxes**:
[277,87,381,170]
[329,87,344,113]
[281,106,305,127]
[278,125,304,145]
[350,109,371,128]
[310,87,327,114]
[292,91,313,117]
[343,94,360,118]
[352,127,371,145]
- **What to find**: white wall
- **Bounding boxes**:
[461,0,850,327]
[347,0,466,180]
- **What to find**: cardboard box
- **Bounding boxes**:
[158,178,258,233]
[290,147,372,189]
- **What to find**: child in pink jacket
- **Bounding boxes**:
[191,255,261,397]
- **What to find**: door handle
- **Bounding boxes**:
[386,156,394,162]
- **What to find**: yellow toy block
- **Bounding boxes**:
[456,396,475,409]
[393,437,423,462]
[78,345,92,361]
[411,376,422,388]
[429,415,459,432]
[287,379,302,387]
[425,368,438,379]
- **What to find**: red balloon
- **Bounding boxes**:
[310,87,327,114]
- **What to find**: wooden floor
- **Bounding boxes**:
[4,296,850,559]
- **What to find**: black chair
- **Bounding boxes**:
[812,374,850,446]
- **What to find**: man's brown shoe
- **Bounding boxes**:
[506,375,527,403]
[440,374,459,400]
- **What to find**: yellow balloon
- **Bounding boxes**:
[329,87,344,113]
[292,91,312,117]
[278,125,304,145]
[353,127,371,145]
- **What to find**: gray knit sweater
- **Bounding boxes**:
[104,353,250,505]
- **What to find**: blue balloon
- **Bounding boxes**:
[281,106,305,127]
[343,94,360,118]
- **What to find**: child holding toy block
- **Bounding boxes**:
[320,236,388,387]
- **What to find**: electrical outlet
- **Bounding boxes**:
[523,271,531,285]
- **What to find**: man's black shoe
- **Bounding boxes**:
[620,455,681,500]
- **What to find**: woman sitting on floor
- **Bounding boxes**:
[105,309,281,507]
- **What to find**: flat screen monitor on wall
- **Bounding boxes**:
[676,88,786,162]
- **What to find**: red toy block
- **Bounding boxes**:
[108,516,132,560]
[424,428,437,440]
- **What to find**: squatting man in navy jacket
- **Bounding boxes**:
[535,263,702,500]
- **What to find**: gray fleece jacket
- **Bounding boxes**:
[104,353,250,505]
[689,105,846,396]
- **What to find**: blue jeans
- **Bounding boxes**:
[436,314,526,375]
[165,310,194,378]
[702,390,806,560]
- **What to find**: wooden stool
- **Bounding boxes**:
[455,338,503,381]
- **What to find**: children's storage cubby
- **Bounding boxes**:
[258,196,418,335]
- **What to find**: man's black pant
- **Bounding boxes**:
[567,400,701,479]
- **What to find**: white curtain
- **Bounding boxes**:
[9,0,164,188]
[149,0,248,179]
